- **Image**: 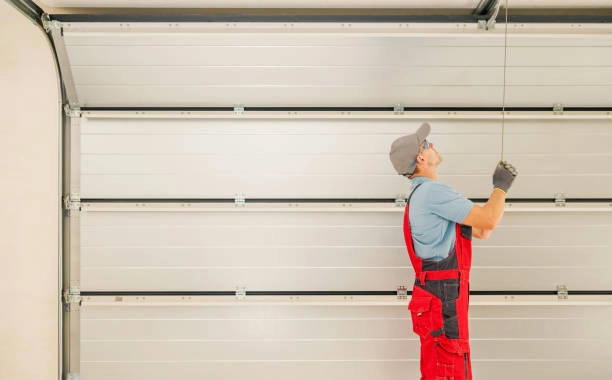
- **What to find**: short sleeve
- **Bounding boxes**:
[421,182,474,224]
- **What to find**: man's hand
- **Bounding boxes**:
[492,160,518,193]
[464,161,517,231]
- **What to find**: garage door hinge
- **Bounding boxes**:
[556,285,569,300]
[65,372,80,380]
[554,193,566,207]
[553,103,564,115]
[64,193,81,212]
[393,104,404,115]
[63,286,82,311]
[64,104,82,118]
[236,287,247,300]
[234,193,246,207]
[42,14,62,33]
[394,195,407,207]
[234,104,245,116]
[397,286,408,300]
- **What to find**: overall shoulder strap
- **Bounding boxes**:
[403,182,425,274]
[407,183,424,205]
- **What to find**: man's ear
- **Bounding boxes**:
[413,156,421,171]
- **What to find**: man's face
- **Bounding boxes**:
[418,139,442,167]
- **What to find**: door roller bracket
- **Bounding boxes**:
[64,193,81,212]
[556,285,569,300]
[397,286,408,300]
[63,286,82,311]
[42,14,61,33]
[234,193,246,207]
[64,104,82,118]
[394,195,407,207]
[236,287,247,300]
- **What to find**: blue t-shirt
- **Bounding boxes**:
[408,177,474,261]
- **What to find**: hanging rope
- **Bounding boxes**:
[500,0,509,160]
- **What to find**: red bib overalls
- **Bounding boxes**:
[403,184,473,380]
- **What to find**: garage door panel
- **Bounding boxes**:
[81,340,413,362]
[82,304,409,320]
[71,66,612,87]
[470,303,612,318]
[82,338,610,362]
[82,246,407,267]
[84,153,532,176]
[61,28,612,49]
[505,86,612,107]
[75,86,612,110]
[82,266,611,292]
[80,116,612,199]
[504,176,612,199]
[76,85,505,107]
[80,361,415,380]
[81,134,405,155]
[82,257,612,291]
[86,152,612,177]
[67,45,503,67]
[79,300,612,379]
[81,267,410,292]
[441,175,612,199]
[499,155,612,176]
[474,339,610,361]
[81,210,398,225]
[80,125,496,155]
[80,207,612,291]
[82,225,401,247]
[81,319,412,340]
[80,305,609,341]
[471,318,605,340]
[63,33,502,48]
[508,46,612,66]
[80,360,610,380]
[504,132,612,155]
[80,173,402,198]
[81,117,498,136]
[471,268,612,291]
[508,66,612,85]
[474,246,611,267]
[81,173,612,199]
[484,225,612,245]
[82,154,391,176]
[73,66,505,87]
[62,25,612,108]
[473,361,610,380]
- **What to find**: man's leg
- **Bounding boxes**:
[419,334,436,380]
[431,339,472,380]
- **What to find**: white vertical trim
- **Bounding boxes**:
[63,114,82,378]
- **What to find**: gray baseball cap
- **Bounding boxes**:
[389,122,431,176]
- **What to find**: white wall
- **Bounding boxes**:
[0,2,60,379]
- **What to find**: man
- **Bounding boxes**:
[389,122,517,380]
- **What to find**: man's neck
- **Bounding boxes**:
[414,171,438,181]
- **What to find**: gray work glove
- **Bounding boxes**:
[492,160,518,194]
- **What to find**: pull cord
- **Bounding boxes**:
[500,0,509,160]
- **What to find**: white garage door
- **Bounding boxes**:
[50,12,612,380]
